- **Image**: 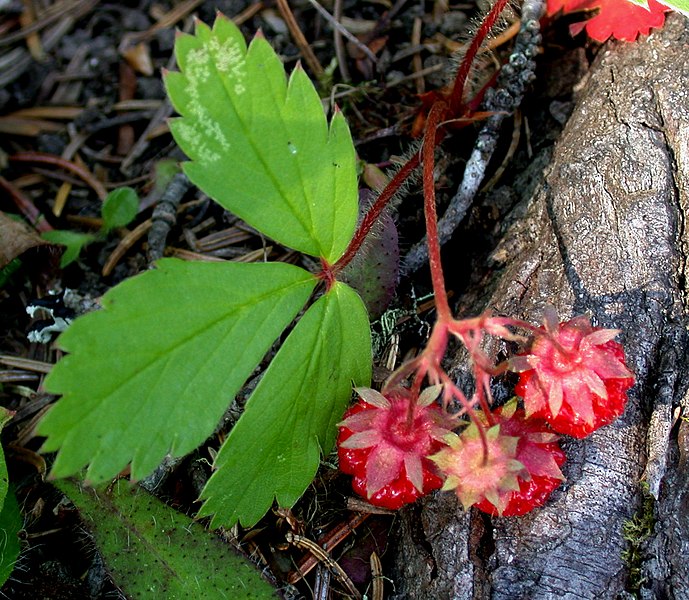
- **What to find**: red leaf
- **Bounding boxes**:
[547,0,669,42]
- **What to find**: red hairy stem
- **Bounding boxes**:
[330,154,420,277]
[447,0,512,117]
[421,103,452,322]
[0,176,53,233]
[316,258,337,290]
[475,370,495,425]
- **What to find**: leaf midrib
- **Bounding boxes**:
[209,40,321,256]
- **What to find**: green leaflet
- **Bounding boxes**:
[199,282,371,528]
[0,407,13,510]
[39,259,316,483]
[164,14,358,262]
[57,480,278,599]
[0,487,21,587]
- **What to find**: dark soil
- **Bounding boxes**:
[0,1,592,598]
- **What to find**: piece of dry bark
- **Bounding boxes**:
[391,14,689,599]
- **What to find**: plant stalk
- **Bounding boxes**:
[447,0,512,117]
[421,103,452,322]
[330,154,420,276]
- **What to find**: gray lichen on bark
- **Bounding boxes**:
[391,14,689,599]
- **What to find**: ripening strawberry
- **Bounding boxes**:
[430,420,526,514]
[512,313,634,439]
[431,401,565,516]
[337,386,452,510]
[473,401,565,516]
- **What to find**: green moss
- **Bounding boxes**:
[621,482,655,594]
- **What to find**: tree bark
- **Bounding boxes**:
[391,14,689,599]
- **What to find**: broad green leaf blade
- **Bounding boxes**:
[39,259,316,484]
[199,281,371,528]
[0,487,21,587]
[656,0,689,16]
[57,480,279,599]
[164,14,358,262]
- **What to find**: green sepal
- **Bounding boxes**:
[199,281,371,528]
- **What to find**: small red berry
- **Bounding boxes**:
[431,401,565,516]
[512,314,634,439]
[473,402,565,516]
[337,386,451,510]
[430,419,525,514]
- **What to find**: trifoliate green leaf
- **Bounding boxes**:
[57,480,278,599]
[164,14,358,262]
[101,187,139,231]
[199,281,371,528]
[39,259,316,484]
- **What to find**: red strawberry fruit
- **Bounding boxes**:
[512,314,634,439]
[431,401,565,516]
[337,386,451,510]
[473,401,566,516]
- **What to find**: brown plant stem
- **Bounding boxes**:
[0,175,53,232]
[275,0,324,78]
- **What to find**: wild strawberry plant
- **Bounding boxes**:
[38,15,372,529]
[36,0,645,537]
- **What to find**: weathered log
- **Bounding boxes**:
[391,13,689,599]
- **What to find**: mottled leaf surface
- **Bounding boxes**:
[58,479,278,599]
[39,259,316,483]
[165,15,358,261]
[199,282,371,528]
